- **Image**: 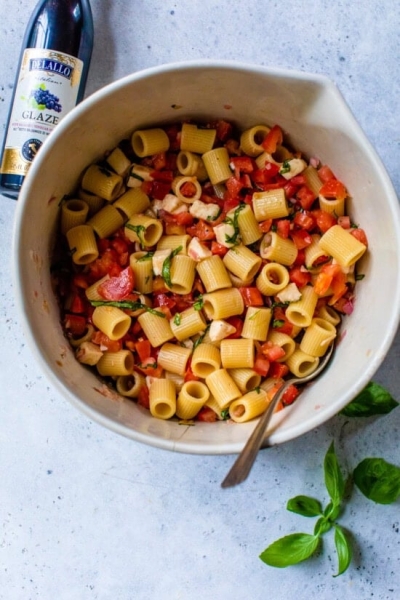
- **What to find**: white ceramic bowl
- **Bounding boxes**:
[13,60,400,454]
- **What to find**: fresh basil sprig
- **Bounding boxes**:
[161,245,183,288]
[90,299,165,318]
[125,223,146,248]
[260,442,352,576]
[340,381,398,417]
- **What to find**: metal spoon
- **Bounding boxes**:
[221,342,336,489]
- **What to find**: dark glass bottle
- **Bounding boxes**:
[0,0,94,197]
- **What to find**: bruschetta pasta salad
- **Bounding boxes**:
[52,119,368,424]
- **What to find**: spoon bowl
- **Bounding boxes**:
[221,343,336,488]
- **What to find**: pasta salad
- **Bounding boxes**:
[52,120,368,424]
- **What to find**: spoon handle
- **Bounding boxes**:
[221,380,292,488]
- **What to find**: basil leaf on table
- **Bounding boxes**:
[340,381,398,417]
[286,495,323,517]
[353,458,400,504]
[333,525,352,576]
[324,442,345,507]
[259,533,320,567]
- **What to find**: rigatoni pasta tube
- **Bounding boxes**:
[285,348,319,378]
[191,343,221,378]
[240,125,270,157]
[69,324,94,348]
[131,128,170,157]
[78,188,104,215]
[167,255,196,294]
[180,123,216,154]
[285,285,319,327]
[85,274,110,301]
[223,245,262,281]
[106,146,131,176]
[319,194,345,217]
[129,252,153,294]
[304,234,328,269]
[202,147,232,184]
[170,306,207,341]
[196,255,232,292]
[157,234,191,254]
[61,199,89,235]
[176,381,210,420]
[253,189,289,221]
[113,188,150,219]
[317,304,341,326]
[241,307,272,342]
[92,306,131,340]
[176,151,208,180]
[318,224,367,268]
[124,214,163,247]
[302,165,323,196]
[256,262,290,295]
[228,368,261,393]
[229,389,269,423]
[267,331,296,362]
[66,225,99,265]
[96,350,134,376]
[149,379,176,420]
[116,371,145,398]
[299,318,337,357]
[260,231,298,265]
[220,338,254,369]
[202,288,244,320]
[205,369,241,409]
[81,164,124,201]
[157,342,192,376]
[236,204,263,245]
[87,204,125,239]
[172,176,202,203]
[137,312,174,347]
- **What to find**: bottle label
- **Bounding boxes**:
[1,48,83,177]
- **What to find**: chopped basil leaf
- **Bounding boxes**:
[272,319,285,328]
[355,273,365,281]
[280,160,291,175]
[138,251,154,262]
[161,245,183,287]
[125,223,146,248]
[193,295,204,311]
[174,313,181,326]
[221,408,230,420]
[99,166,112,177]
[90,299,165,318]
[224,203,246,245]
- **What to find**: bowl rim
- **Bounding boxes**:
[12,59,400,454]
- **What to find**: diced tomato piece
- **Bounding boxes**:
[230,155,254,174]
[97,238,110,253]
[319,179,347,201]
[293,248,306,267]
[281,384,300,405]
[225,176,244,198]
[136,357,163,378]
[293,211,315,230]
[317,165,336,183]
[91,331,122,352]
[135,339,152,362]
[70,293,85,314]
[289,266,312,287]
[152,180,172,200]
[337,215,351,229]
[215,119,233,142]
[186,219,216,241]
[64,314,87,336]
[89,248,122,280]
[137,384,150,409]
[263,162,281,181]
[226,316,244,339]
[239,287,264,307]
[211,241,229,256]
[272,307,293,335]
[283,180,300,199]
[97,266,134,301]
[313,263,342,296]
[312,209,337,233]
[297,185,317,210]
[140,181,153,195]
[350,227,368,246]
[152,152,167,170]
[276,219,290,238]
[261,341,286,362]
[196,406,218,422]
[329,270,348,305]
[223,197,240,213]
[153,293,177,310]
[72,274,89,290]
[253,354,270,377]
[261,124,283,153]
[259,218,273,233]
[290,229,313,249]
[161,210,194,226]
[268,362,290,378]
[150,169,174,183]
[179,181,198,198]
[290,174,307,187]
